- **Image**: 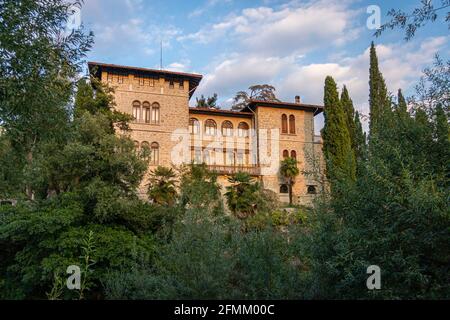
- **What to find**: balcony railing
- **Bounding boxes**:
[207,165,261,176]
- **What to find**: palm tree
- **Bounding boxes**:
[147,166,177,206]
[279,157,300,206]
[224,172,259,219]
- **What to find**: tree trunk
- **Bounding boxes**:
[288,180,293,206]
[25,150,34,201]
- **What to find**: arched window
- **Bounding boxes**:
[132,101,141,122]
[151,103,160,124]
[140,141,150,160]
[283,150,289,159]
[238,122,249,137]
[222,121,233,137]
[150,142,159,165]
[189,118,200,135]
[205,119,217,136]
[289,115,296,134]
[290,150,297,160]
[143,102,151,123]
[281,114,288,134]
[280,185,289,194]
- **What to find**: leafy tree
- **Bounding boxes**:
[375,0,450,41]
[148,166,177,206]
[0,39,159,298]
[105,210,306,300]
[410,54,449,114]
[195,93,219,109]
[75,76,133,131]
[0,135,25,198]
[279,157,300,206]
[307,43,450,300]
[0,98,154,298]
[179,163,223,212]
[231,84,280,111]
[321,76,356,185]
[0,0,93,199]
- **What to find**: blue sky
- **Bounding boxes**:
[80,0,449,131]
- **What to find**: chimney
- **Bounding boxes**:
[295,95,301,104]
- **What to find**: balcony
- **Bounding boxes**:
[207,165,261,176]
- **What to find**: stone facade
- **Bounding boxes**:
[88,62,324,205]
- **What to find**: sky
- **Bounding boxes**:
[80,0,449,132]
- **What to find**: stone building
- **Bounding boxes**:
[88,62,324,205]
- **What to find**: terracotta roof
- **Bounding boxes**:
[88,62,203,98]
[245,99,323,115]
[189,107,253,118]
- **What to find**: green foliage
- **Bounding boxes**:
[75,77,133,131]
[148,166,177,206]
[231,84,280,111]
[309,45,450,299]
[179,163,223,213]
[369,42,392,138]
[105,211,307,300]
[0,194,157,299]
[322,76,356,186]
[195,93,218,109]
[225,172,261,219]
[0,135,26,198]
[354,111,367,173]
[375,1,450,41]
[341,85,357,154]
[0,0,93,199]
[279,157,300,206]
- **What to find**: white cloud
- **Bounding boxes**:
[277,36,449,110]
[198,55,293,103]
[91,18,181,60]
[166,60,191,72]
[179,0,360,57]
[276,36,449,132]
[195,36,448,132]
[189,0,233,18]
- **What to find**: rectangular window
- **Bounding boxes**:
[151,107,160,124]
[133,107,140,121]
[169,80,174,89]
[225,150,234,166]
[237,151,244,166]
[194,149,202,164]
[144,108,151,123]
[179,81,184,89]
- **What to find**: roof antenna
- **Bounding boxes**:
[160,40,163,70]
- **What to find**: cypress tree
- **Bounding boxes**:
[354,111,367,165]
[341,85,357,156]
[369,42,391,137]
[397,89,408,115]
[322,76,356,184]
[432,105,450,180]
